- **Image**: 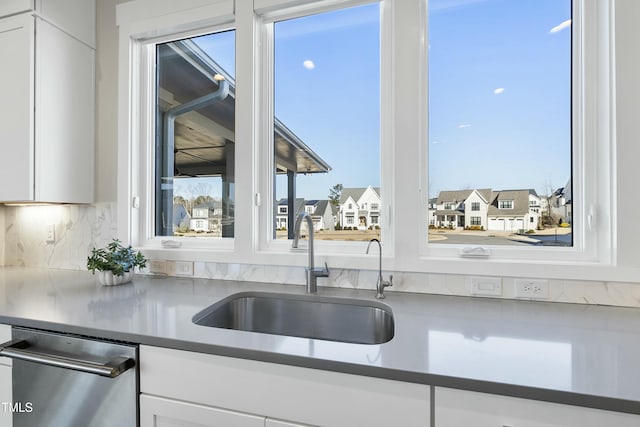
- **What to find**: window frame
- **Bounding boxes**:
[255,0,393,258]
[116,0,625,281]
[417,0,616,273]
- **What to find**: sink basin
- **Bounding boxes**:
[192,292,394,345]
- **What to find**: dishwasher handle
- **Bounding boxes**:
[0,339,135,378]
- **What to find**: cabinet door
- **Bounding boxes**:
[140,394,265,427]
[0,14,35,201]
[34,17,94,203]
[0,0,32,19]
[142,345,430,427]
[435,387,640,427]
[37,0,95,48]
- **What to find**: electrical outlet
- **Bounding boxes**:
[468,276,502,296]
[174,261,194,277]
[514,279,549,299]
[148,260,167,275]
[46,224,55,243]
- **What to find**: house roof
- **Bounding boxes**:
[436,190,472,204]
[159,39,331,178]
[276,198,305,217]
[487,189,535,216]
[193,200,222,209]
[311,200,330,216]
[339,186,380,204]
[433,188,539,217]
[277,198,333,217]
[436,188,492,204]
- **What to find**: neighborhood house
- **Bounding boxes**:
[429,187,571,232]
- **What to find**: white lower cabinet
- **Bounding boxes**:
[435,387,640,427]
[140,394,264,427]
[140,345,430,427]
[0,324,12,427]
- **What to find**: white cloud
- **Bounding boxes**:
[493,87,505,95]
[458,124,472,128]
[431,140,442,145]
[303,60,315,70]
[549,19,572,34]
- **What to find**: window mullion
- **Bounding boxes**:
[389,0,425,271]
[234,0,259,258]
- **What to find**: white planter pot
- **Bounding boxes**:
[96,270,134,286]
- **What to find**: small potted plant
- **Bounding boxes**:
[87,239,147,286]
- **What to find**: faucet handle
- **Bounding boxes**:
[311,262,330,278]
[381,274,393,289]
[376,274,393,300]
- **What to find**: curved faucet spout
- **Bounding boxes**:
[366,238,393,299]
[293,212,329,293]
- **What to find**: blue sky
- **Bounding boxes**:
[273,4,380,200]
[184,0,571,201]
[428,0,572,197]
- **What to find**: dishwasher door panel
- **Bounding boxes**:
[9,327,138,427]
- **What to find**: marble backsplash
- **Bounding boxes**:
[1,204,640,308]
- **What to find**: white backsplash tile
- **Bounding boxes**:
[2,204,640,308]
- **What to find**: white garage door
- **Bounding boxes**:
[488,218,505,231]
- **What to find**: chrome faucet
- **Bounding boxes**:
[366,238,393,299]
[292,212,329,293]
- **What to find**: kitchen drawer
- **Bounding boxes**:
[435,387,640,427]
[141,345,430,427]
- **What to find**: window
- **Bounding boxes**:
[119,0,616,281]
[428,0,572,247]
[271,3,381,242]
[499,200,514,210]
[155,30,236,238]
[471,202,480,211]
[471,217,481,226]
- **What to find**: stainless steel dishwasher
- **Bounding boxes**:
[0,327,138,427]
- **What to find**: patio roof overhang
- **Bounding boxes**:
[158,39,331,178]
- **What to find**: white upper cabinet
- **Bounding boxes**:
[0,0,33,19]
[0,0,94,47]
[0,0,95,203]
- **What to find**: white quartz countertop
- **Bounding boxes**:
[0,267,639,414]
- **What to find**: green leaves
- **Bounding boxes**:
[87,239,147,276]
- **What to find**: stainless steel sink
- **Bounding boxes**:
[192,292,394,345]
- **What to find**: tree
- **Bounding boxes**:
[329,184,343,206]
[540,179,560,228]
